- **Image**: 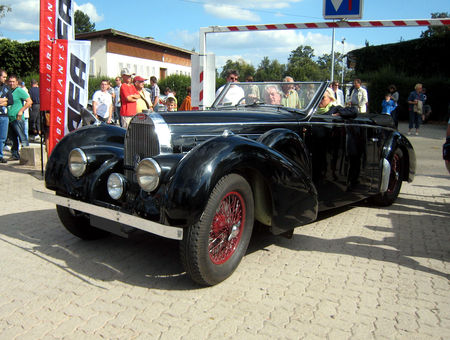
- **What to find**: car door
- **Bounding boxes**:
[303,114,351,210]
[344,117,372,196]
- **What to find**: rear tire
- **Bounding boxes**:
[180,174,254,286]
[56,205,109,240]
[370,148,403,206]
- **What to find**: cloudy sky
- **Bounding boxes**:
[0,0,448,69]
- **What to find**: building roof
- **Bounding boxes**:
[76,28,195,56]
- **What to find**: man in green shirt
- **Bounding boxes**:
[7,74,31,160]
[281,76,301,109]
[0,68,14,163]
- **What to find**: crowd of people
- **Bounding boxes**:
[218,70,433,136]
[0,64,434,164]
[93,68,193,129]
[0,66,196,163]
[0,68,40,164]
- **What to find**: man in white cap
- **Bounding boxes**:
[119,68,139,128]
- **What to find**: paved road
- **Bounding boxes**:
[0,122,449,339]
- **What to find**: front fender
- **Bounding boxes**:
[382,131,416,183]
[163,135,318,232]
[45,124,126,198]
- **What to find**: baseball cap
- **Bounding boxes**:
[120,68,131,76]
[134,75,147,82]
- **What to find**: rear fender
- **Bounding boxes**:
[163,135,318,232]
[382,132,416,183]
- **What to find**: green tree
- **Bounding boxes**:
[0,39,39,76]
[74,10,95,34]
[254,57,286,81]
[420,12,450,38]
[220,59,256,81]
[157,74,191,108]
[286,45,321,81]
[0,5,11,25]
[288,45,315,62]
[317,52,345,81]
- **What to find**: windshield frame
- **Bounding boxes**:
[211,81,328,116]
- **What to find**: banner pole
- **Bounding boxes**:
[40,110,45,176]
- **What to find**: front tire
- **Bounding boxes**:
[180,174,254,286]
[56,205,109,240]
[370,148,403,206]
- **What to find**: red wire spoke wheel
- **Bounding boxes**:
[370,148,403,206]
[208,191,246,264]
[180,174,254,286]
[387,152,400,194]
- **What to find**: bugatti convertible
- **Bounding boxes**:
[34,81,415,286]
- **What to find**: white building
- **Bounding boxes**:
[76,28,195,80]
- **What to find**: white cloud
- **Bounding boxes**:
[169,29,197,51]
[173,28,362,69]
[74,2,104,23]
[203,0,302,10]
[204,4,260,21]
[0,0,39,34]
[0,0,103,39]
[202,0,303,20]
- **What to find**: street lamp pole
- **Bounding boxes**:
[341,38,346,85]
[330,27,335,82]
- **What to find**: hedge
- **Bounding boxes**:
[349,32,450,121]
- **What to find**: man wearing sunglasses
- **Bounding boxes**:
[215,69,245,106]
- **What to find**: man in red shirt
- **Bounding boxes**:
[119,68,140,128]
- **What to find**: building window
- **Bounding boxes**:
[89,59,95,76]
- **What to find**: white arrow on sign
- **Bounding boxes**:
[331,0,344,11]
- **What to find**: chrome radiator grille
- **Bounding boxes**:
[124,114,160,182]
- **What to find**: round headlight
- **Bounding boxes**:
[107,173,126,200]
[136,158,161,192]
[68,148,87,177]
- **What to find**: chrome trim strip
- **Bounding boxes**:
[170,120,392,131]
[173,121,390,133]
[180,133,260,138]
[380,158,391,193]
[148,113,173,154]
[308,121,394,130]
[169,121,301,127]
[32,189,183,240]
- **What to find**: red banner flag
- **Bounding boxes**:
[39,0,75,111]
[39,0,56,111]
[49,39,90,154]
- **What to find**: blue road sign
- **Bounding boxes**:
[323,0,363,19]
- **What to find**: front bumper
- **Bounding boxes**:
[32,188,183,240]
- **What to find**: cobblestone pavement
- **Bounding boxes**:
[0,122,449,339]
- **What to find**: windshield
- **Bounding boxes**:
[212,81,323,111]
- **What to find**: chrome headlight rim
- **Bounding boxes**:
[107,173,126,200]
[136,158,161,193]
[68,148,87,178]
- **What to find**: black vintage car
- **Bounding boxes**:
[34,81,415,286]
